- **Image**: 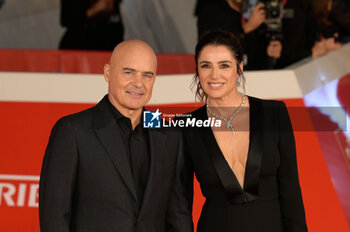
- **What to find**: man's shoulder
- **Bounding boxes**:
[57,105,96,125]
[54,95,110,126]
[50,100,104,134]
[173,104,206,120]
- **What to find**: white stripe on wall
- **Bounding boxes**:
[0,70,303,104]
[0,174,40,181]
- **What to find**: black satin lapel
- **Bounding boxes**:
[197,106,246,203]
[139,129,166,211]
[94,122,138,203]
[201,128,247,203]
[243,97,263,201]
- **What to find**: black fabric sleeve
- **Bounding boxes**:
[60,0,88,28]
[165,132,194,232]
[39,117,78,232]
[197,3,243,38]
[277,101,308,232]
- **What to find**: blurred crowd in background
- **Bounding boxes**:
[0,0,350,70]
[195,0,350,70]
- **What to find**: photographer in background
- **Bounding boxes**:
[59,0,124,50]
[196,0,282,70]
[311,0,350,58]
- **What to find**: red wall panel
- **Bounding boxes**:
[1,100,348,231]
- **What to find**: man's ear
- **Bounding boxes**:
[104,64,110,82]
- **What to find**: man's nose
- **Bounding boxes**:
[132,74,143,88]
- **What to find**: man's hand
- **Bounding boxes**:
[242,3,266,34]
[267,40,282,59]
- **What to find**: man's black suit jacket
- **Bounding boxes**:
[39,95,193,232]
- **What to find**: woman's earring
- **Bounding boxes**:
[236,74,242,87]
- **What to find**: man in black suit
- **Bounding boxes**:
[39,40,194,232]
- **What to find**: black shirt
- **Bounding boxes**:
[107,99,150,204]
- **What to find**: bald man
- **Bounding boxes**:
[39,40,194,232]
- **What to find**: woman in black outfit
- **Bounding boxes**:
[183,30,308,232]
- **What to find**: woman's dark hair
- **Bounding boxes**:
[193,30,245,102]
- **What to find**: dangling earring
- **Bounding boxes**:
[236,74,242,87]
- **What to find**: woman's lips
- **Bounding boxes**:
[208,82,225,88]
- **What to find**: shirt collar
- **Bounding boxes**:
[107,96,146,130]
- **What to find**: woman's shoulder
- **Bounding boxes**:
[248,96,288,121]
[248,95,286,107]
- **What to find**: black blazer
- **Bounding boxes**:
[39,95,193,232]
[183,96,307,232]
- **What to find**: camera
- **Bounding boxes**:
[263,0,282,19]
[242,0,288,41]
[260,0,284,41]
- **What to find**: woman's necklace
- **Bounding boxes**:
[206,95,246,136]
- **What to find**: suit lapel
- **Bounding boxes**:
[198,98,263,204]
[139,129,166,211]
[202,126,247,203]
[93,96,138,203]
[197,106,246,203]
[243,96,263,202]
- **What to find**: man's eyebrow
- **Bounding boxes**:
[143,71,155,76]
[123,67,137,72]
